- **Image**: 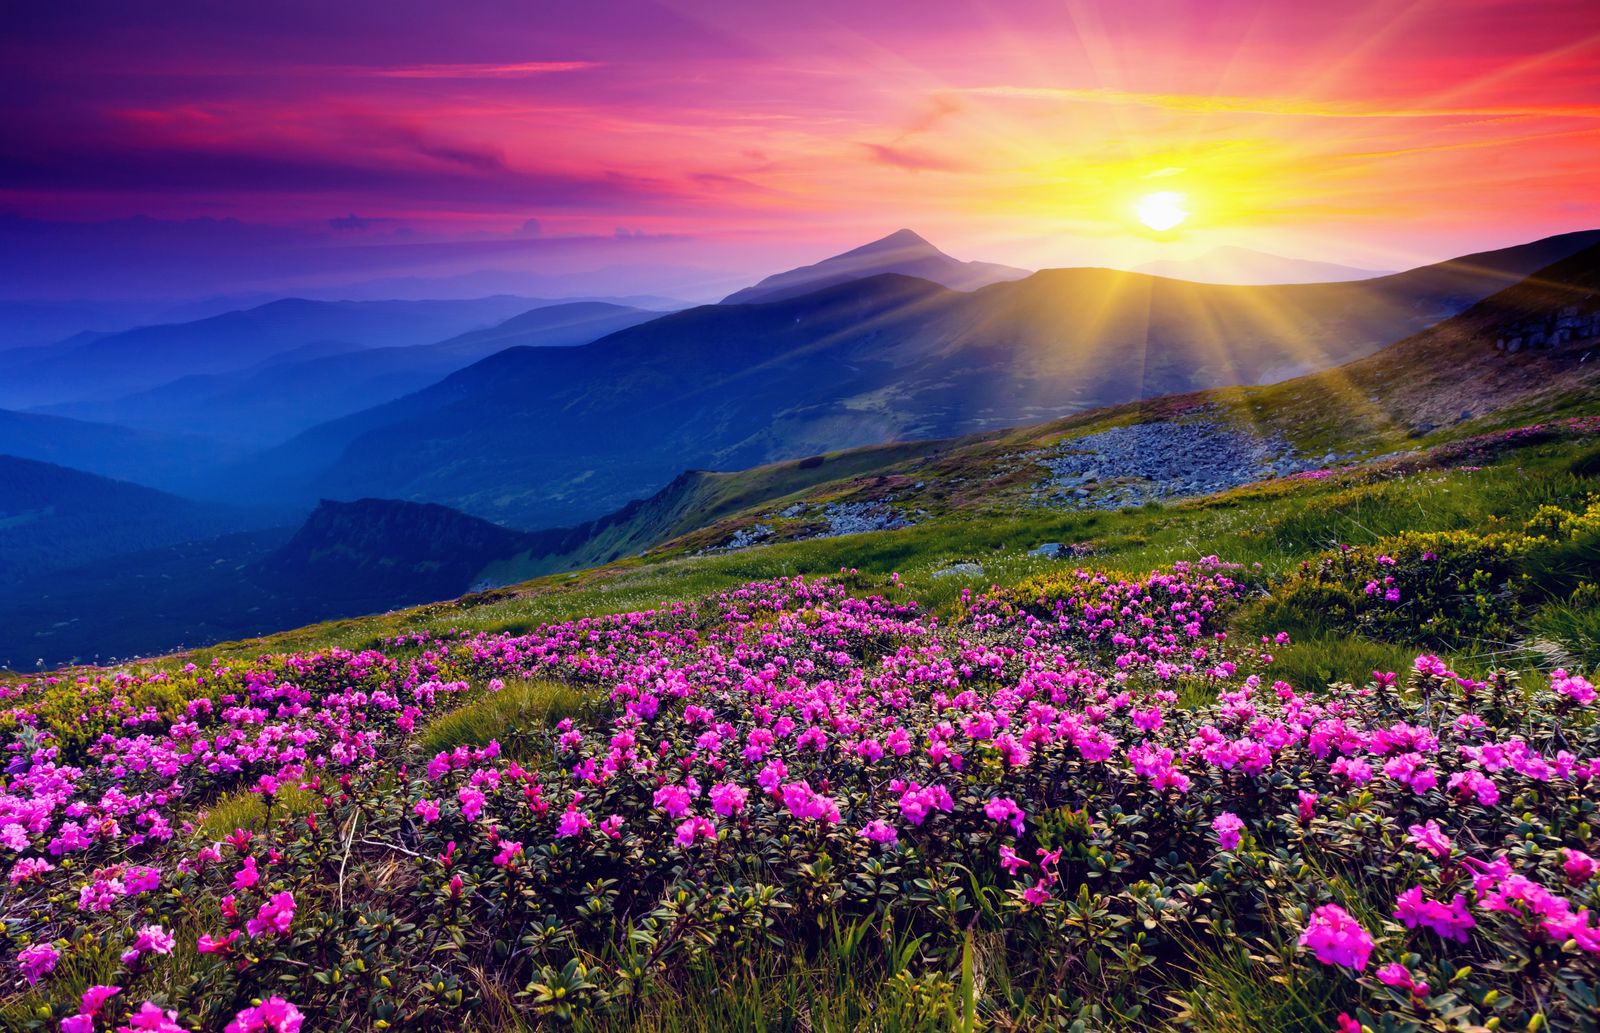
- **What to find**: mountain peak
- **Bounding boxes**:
[722,229,1028,305]
[851,228,937,254]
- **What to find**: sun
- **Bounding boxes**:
[1135,191,1189,231]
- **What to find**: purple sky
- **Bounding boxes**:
[4,0,1600,303]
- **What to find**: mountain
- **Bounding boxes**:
[0,408,248,495]
[721,229,1030,304]
[0,455,251,584]
[0,295,550,408]
[41,301,662,444]
[1254,240,1600,443]
[10,236,1600,668]
[1135,246,1390,284]
[258,498,532,606]
[248,229,1600,529]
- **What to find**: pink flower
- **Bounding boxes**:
[18,942,59,985]
[1393,886,1475,942]
[1406,821,1452,860]
[120,924,175,965]
[116,1001,187,1032]
[998,845,1030,874]
[1377,962,1429,996]
[1297,791,1318,824]
[1552,669,1596,706]
[413,798,441,823]
[858,819,898,845]
[599,815,625,839]
[653,784,693,818]
[1447,770,1499,806]
[709,782,749,816]
[62,1015,94,1033]
[492,840,523,866]
[556,805,590,838]
[1298,903,1374,970]
[232,857,259,890]
[197,930,241,954]
[780,782,842,823]
[1564,849,1597,885]
[1021,879,1053,905]
[246,891,296,937]
[1212,811,1245,851]
[81,986,122,1016]
[225,997,304,1033]
[673,816,717,847]
[1334,1014,1360,1033]
[457,787,486,822]
[984,797,1026,836]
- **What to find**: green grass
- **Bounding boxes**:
[194,781,320,838]
[129,428,1598,706]
[411,679,587,762]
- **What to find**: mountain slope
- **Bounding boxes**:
[0,295,548,408]
[722,229,1030,304]
[9,238,1600,668]
[0,408,246,494]
[0,455,250,583]
[1135,246,1389,284]
[258,498,533,605]
[257,229,1600,529]
[42,301,661,444]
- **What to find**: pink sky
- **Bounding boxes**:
[3,0,1599,296]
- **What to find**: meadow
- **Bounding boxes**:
[3,420,1600,1031]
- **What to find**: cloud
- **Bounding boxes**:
[517,217,542,236]
[329,212,375,231]
[956,84,1600,121]
[367,61,599,79]
[862,143,970,173]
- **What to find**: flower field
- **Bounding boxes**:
[3,550,1598,1031]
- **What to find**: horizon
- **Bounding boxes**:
[5,0,1600,304]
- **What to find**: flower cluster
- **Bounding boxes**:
[1,564,1596,1030]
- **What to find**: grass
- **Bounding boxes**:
[194,781,320,838]
[148,430,1596,694]
[411,679,587,762]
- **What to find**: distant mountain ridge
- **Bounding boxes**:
[40,301,661,444]
[722,229,1030,304]
[247,228,1600,528]
[259,498,532,606]
[1136,246,1391,284]
[0,407,246,495]
[0,295,551,408]
[0,455,251,584]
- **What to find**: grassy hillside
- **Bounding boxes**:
[4,405,1599,1031]
[6,246,1600,1030]
[256,231,1600,528]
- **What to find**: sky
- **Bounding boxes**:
[3,0,1600,302]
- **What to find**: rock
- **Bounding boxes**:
[1458,409,1473,422]
[1029,543,1065,558]
[932,562,984,579]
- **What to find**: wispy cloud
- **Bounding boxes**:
[862,143,970,173]
[367,61,599,79]
[956,85,1600,121]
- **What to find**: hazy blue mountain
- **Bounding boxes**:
[246,228,1600,529]
[41,301,662,444]
[722,229,1031,304]
[0,295,551,408]
[0,408,249,495]
[0,455,253,584]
